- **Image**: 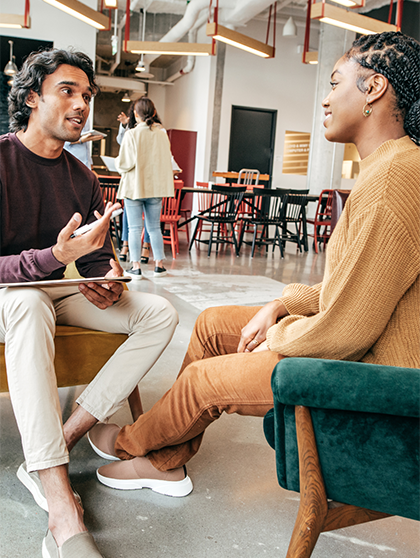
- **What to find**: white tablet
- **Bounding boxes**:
[0,277,131,289]
[82,130,107,139]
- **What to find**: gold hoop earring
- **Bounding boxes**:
[363,102,373,117]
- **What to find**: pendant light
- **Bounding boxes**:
[283,17,297,38]
[4,41,18,77]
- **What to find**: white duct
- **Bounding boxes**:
[165,12,209,83]
[143,0,209,68]
[222,0,277,26]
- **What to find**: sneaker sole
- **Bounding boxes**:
[41,537,51,558]
[17,463,48,511]
[124,273,142,281]
[154,272,167,277]
[87,432,120,462]
[96,470,193,497]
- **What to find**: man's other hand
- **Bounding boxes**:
[52,201,121,266]
[78,259,124,309]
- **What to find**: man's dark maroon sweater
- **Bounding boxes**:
[0,133,114,283]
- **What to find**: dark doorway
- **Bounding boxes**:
[228,106,277,189]
[0,36,53,135]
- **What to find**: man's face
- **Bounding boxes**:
[27,63,92,143]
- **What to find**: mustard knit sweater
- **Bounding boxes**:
[266,136,420,368]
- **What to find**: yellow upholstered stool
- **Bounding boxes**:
[0,261,143,420]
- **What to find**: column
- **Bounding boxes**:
[306,24,355,196]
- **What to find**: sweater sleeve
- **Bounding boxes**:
[278,282,322,316]
[266,205,420,361]
[0,247,64,283]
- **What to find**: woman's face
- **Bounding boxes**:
[322,56,367,144]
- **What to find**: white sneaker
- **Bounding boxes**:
[124,268,142,281]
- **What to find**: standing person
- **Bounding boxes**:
[0,49,178,556]
[88,32,420,493]
[116,96,173,279]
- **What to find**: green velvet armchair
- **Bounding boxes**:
[264,358,420,558]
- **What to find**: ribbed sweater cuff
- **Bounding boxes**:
[277,283,320,317]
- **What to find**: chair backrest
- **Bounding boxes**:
[315,189,335,220]
[196,181,212,213]
[283,189,309,223]
[208,185,246,221]
[161,180,183,222]
[251,188,289,223]
[98,176,120,206]
[331,189,351,232]
[238,169,260,186]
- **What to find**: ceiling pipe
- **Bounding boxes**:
[164,11,210,83]
[221,0,278,26]
[109,0,142,74]
[143,0,209,68]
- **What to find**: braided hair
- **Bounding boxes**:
[346,32,420,145]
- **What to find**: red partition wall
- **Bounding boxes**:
[167,129,197,219]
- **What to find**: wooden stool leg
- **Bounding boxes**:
[286,406,328,558]
[128,386,143,421]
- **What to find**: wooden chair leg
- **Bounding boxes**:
[286,406,392,558]
[286,406,329,558]
[128,386,143,422]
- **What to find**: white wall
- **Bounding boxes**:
[218,18,318,190]
[149,17,320,191]
[149,25,214,188]
[0,0,97,61]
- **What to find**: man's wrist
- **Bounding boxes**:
[52,244,68,266]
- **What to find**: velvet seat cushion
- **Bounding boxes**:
[264,358,420,521]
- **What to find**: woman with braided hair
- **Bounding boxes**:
[87,32,420,496]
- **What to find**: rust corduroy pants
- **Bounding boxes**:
[115,305,283,471]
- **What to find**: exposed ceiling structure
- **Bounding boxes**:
[95,0,418,94]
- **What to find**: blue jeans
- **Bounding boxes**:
[124,198,164,262]
[121,210,150,244]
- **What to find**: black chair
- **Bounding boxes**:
[98,175,123,249]
[238,188,290,258]
[189,185,246,256]
[278,189,309,253]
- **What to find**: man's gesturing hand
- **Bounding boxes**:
[79,258,124,309]
[237,300,288,353]
[52,201,121,266]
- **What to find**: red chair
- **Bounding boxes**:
[160,180,184,259]
[306,189,334,253]
[97,175,122,249]
[194,181,212,241]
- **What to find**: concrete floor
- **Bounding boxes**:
[1,235,419,558]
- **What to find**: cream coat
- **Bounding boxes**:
[116,122,174,200]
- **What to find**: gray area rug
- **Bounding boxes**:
[146,270,287,310]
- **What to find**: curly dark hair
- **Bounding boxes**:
[346,31,420,145]
[8,48,99,133]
